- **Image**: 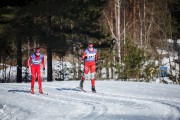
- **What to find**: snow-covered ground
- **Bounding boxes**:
[0,81,180,120]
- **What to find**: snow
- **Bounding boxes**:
[177,39,180,44]
[0,81,180,120]
[167,39,180,45]
[157,49,168,55]
[167,39,174,43]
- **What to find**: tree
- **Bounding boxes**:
[18,0,107,81]
[0,6,20,82]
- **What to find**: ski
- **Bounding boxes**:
[30,92,48,95]
[76,87,97,93]
[76,86,87,93]
[37,93,48,95]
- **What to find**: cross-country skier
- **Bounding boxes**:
[27,47,45,94]
[79,43,98,92]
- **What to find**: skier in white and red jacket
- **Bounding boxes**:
[79,43,98,92]
[27,47,45,94]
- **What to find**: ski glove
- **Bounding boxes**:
[43,68,45,71]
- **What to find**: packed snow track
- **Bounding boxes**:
[0,81,180,120]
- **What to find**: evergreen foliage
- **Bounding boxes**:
[121,39,147,80]
[0,0,180,82]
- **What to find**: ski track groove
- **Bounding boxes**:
[45,85,180,120]
[0,84,108,120]
[0,83,180,120]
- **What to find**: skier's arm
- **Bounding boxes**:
[27,57,32,68]
[41,56,45,69]
[95,51,98,62]
[82,52,87,60]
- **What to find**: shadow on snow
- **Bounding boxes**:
[56,88,81,92]
[8,89,30,93]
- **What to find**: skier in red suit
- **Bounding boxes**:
[79,43,98,92]
[27,48,45,94]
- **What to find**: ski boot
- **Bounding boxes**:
[39,86,43,94]
[79,80,84,89]
[31,86,35,94]
[92,86,96,93]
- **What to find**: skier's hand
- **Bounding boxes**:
[26,66,30,72]
[95,60,99,65]
[80,59,84,64]
[42,68,45,75]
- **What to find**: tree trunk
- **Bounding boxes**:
[47,13,53,82]
[138,0,143,46]
[144,0,146,44]
[124,5,126,45]
[133,0,136,40]
[111,67,114,79]
[106,67,109,79]
[176,53,180,84]
[73,57,76,80]
[117,0,121,61]
[16,37,22,83]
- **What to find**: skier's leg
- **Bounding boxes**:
[90,64,96,92]
[90,73,95,86]
[37,67,43,94]
[80,64,89,88]
[82,65,89,81]
[30,67,36,94]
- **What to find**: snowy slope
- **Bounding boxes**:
[0,81,180,120]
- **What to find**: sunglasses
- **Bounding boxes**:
[88,46,93,48]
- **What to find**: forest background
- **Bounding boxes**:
[0,0,180,83]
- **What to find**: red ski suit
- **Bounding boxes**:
[81,48,98,86]
[27,53,45,89]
